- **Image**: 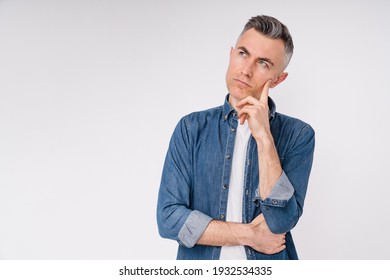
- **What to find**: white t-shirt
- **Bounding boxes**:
[219,121,251,260]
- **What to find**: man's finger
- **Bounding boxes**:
[260,79,273,103]
[275,244,286,253]
[239,113,247,125]
[237,96,259,108]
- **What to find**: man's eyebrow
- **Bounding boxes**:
[237,46,250,54]
[237,46,275,67]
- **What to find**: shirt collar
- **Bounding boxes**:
[222,94,276,121]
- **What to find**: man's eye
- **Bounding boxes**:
[259,60,269,68]
[238,51,247,56]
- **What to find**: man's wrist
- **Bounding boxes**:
[255,133,275,151]
[234,223,252,247]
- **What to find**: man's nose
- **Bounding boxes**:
[240,61,253,77]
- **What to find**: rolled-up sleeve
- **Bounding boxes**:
[254,171,294,207]
[178,210,213,248]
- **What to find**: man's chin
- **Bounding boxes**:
[228,91,250,107]
[229,90,251,101]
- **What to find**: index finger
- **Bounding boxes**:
[259,79,272,104]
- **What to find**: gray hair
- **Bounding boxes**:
[241,15,294,67]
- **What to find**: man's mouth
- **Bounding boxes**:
[234,78,251,88]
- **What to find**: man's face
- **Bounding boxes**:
[226,28,288,107]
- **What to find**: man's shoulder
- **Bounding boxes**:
[186,104,224,117]
[273,111,315,137]
[181,104,224,124]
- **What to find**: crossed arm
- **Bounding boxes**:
[197,214,286,254]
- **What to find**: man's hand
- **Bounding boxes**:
[246,214,286,254]
[236,79,273,143]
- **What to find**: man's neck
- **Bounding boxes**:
[228,94,239,111]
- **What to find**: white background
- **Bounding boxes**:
[0,0,389,260]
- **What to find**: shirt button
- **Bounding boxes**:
[230,127,236,132]
[223,184,228,190]
[225,154,231,160]
[220,214,225,220]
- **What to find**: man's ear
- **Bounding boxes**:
[270,72,288,88]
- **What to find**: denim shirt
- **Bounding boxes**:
[157,94,315,260]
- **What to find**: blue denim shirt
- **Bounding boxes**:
[157,94,315,260]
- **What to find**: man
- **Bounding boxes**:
[157,15,315,260]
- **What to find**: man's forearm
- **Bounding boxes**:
[196,220,249,247]
[257,136,282,200]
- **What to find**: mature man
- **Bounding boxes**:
[157,15,315,260]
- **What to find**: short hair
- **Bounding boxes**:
[241,15,294,67]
